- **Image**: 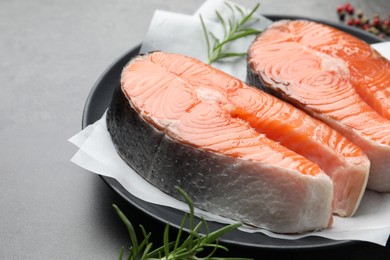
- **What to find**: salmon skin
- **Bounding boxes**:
[248,19,390,193]
[107,51,338,233]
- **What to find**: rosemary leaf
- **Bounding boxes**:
[210,52,246,64]
[175,186,195,231]
[173,212,187,252]
[204,240,224,258]
[141,243,153,260]
[239,3,260,26]
[224,29,260,42]
[224,1,236,25]
[200,14,211,59]
[113,187,253,260]
[163,224,170,258]
[112,204,139,259]
[147,240,176,258]
[203,222,242,244]
[118,246,124,260]
[138,225,151,251]
[234,4,245,17]
[200,2,262,64]
[237,27,261,33]
[215,11,227,37]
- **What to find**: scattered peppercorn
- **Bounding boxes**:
[346,5,354,15]
[362,24,371,31]
[337,5,344,13]
[373,17,381,27]
[355,18,361,26]
[361,16,370,25]
[336,5,346,21]
[357,10,363,18]
[336,3,390,39]
[347,18,355,26]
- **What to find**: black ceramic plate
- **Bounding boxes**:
[82,15,383,250]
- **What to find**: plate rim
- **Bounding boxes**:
[82,15,384,250]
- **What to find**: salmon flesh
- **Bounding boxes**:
[107,51,372,233]
[248,20,390,193]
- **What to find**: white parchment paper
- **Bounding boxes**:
[69,0,390,246]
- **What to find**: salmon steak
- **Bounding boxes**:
[248,20,390,192]
[107,51,367,233]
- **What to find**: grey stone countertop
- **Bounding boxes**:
[1,0,389,259]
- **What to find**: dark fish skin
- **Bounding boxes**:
[106,84,256,208]
[107,84,162,176]
[247,62,267,94]
[107,84,332,233]
[246,62,299,110]
[106,84,231,202]
[105,53,334,233]
[106,84,279,214]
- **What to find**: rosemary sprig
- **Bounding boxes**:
[200,2,261,64]
[113,187,252,260]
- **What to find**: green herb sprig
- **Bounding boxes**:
[200,2,261,64]
[113,187,252,260]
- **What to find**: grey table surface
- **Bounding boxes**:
[1,0,389,259]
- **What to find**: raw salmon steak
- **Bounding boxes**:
[107,52,339,233]
[248,20,390,192]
